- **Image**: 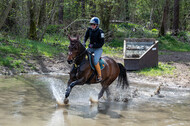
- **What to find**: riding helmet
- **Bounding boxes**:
[90,17,100,25]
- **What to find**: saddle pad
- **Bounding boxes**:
[89,54,105,71]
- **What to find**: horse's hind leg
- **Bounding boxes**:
[98,88,105,99]
[105,87,111,101]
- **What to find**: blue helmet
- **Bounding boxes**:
[90,17,100,25]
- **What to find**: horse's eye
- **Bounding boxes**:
[68,52,72,55]
[68,46,72,50]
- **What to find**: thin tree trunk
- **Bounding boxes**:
[125,0,129,21]
[159,0,170,36]
[40,0,57,41]
[81,0,85,17]
[75,0,79,18]
[89,0,96,17]
[92,0,96,14]
[38,0,46,28]
[0,0,15,30]
[28,0,37,40]
[58,0,64,24]
[172,0,180,36]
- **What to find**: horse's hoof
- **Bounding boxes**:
[64,98,69,104]
[89,97,98,104]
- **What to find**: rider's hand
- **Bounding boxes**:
[88,44,93,48]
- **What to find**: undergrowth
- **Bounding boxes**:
[137,62,176,76]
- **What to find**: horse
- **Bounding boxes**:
[64,35,129,104]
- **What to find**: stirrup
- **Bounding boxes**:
[96,76,102,82]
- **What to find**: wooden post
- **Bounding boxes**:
[123,40,126,59]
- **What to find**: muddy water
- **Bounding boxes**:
[0,75,190,126]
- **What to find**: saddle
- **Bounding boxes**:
[88,53,105,71]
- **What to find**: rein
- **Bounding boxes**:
[74,47,87,64]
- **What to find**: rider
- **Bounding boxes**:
[83,17,104,82]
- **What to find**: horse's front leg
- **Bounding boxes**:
[64,77,85,104]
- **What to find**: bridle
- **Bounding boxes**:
[73,48,87,62]
[68,43,87,64]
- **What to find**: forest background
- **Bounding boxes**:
[0,0,190,76]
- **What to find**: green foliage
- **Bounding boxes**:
[46,24,64,34]
[151,28,158,33]
[137,62,176,76]
[158,34,190,51]
[110,24,190,52]
[0,57,13,67]
[0,34,67,69]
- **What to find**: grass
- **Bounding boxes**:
[158,34,190,52]
[109,23,190,52]
[0,24,189,75]
[137,62,176,76]
[0,34,67,70]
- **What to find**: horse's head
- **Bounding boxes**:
[67,35,81,64]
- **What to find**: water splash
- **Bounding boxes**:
[40,77,66,105]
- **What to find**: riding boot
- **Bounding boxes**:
[95,62,102,82]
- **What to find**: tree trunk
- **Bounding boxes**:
[38,0,46,28]
[172,0,180,36]
[40,0,57,41]
[89,0,96,17]
[28,0,38,40]
[81,0,85,17]
[125,0,129,21]
[92,0,96,14]
[75,0,79,18]
[58,0,64,24]
[159,0,170,36]
[99,2,113,41]
[0,0,15,30]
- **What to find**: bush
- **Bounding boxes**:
[151,28,158,33]
[46,24,64,34]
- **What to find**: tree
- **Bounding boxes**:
[28,0,37,40]
[159,0,170,36]
[172,0,180,36]
[81,0,86,17]
[38,0,47,27]
[58,0,64,24]
[0,0,15,30]
[98,1,113,41]
[89,0,96,15]
[125,0,129,21]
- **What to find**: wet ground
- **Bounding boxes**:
[0,74,190,126]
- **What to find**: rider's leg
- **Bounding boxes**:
[94,48,103,82]
[95,62,102,81]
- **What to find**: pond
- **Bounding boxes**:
[0,75,190,126]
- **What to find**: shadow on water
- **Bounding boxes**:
[64,101,128,119]
[46,101,128,126]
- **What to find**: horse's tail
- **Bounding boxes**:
[117,63,129,89]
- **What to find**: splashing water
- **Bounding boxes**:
[40,77,66,105]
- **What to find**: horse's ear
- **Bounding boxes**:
[76,35,80,41]
[68,35,72,41]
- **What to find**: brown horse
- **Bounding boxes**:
[64,35,129,104]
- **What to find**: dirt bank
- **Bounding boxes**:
[0,51,189,88]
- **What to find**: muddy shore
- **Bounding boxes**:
[0,51,189,88]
